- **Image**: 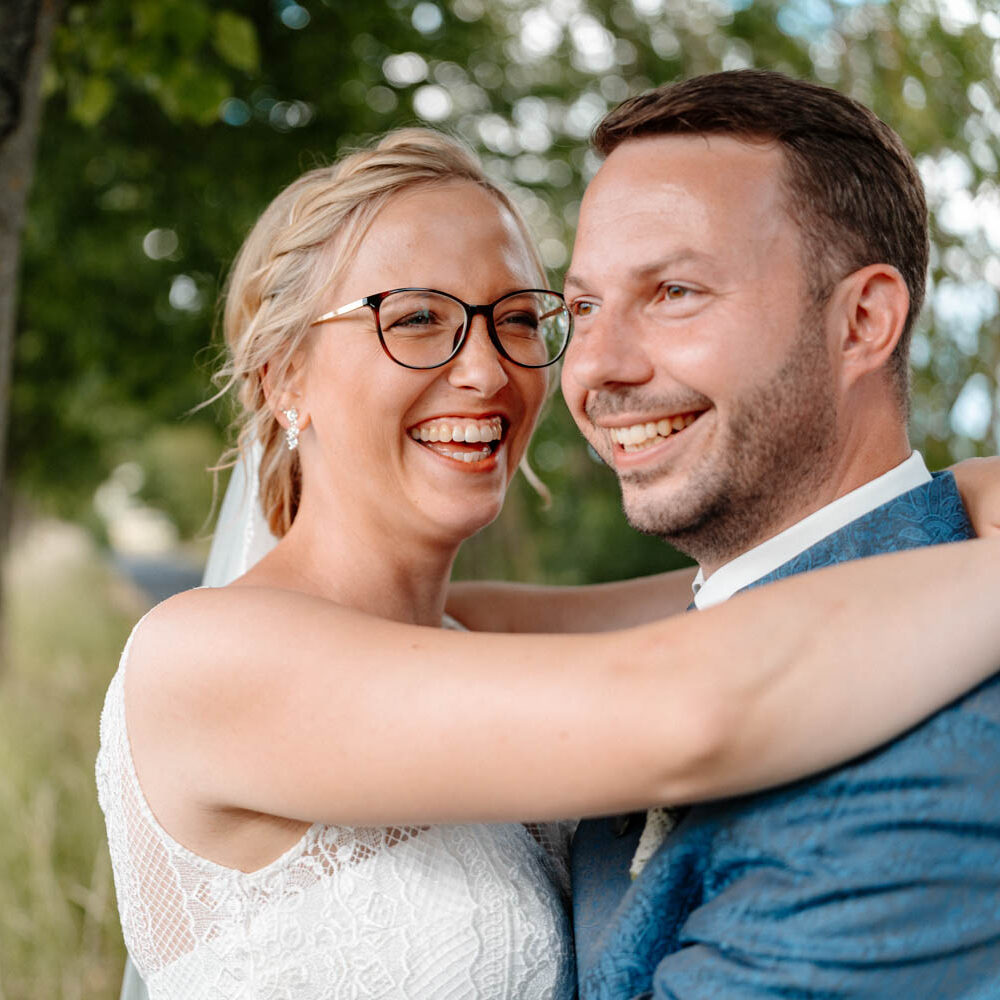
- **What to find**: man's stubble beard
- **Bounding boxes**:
[619,311,840,567]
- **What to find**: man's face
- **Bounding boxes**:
[561,134,840,570]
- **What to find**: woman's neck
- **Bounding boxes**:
[247,492,460,628]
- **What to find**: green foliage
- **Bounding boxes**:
[134,423,223,539]
[68,74,113,126]
[213,11,260,74]
[54,0,250,127]
[14,0,1000,582]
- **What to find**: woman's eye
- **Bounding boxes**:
[391,309,436,328]
[497,312,540,335]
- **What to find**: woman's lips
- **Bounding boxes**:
[408,415,505,466]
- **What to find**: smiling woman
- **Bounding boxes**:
[97,129,1000,1000]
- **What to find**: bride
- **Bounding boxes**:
[100,129,1000,1000]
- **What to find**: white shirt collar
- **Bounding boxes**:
[691,452,932,610]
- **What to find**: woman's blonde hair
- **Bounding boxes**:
[215,128,547,537]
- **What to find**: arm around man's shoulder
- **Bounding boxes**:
[647,674,1000,997]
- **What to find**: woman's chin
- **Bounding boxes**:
[424,496,506,546]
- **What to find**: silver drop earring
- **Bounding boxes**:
[283,408,300,451]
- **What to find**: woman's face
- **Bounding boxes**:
[296,181,548,545]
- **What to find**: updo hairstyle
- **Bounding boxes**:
[216,129,546,537]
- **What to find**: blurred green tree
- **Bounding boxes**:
[2,0,62,659]
[12,0,1000,587]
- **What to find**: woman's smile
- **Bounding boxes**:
[408,414,506,466]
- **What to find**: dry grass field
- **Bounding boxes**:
[0,521,150,999]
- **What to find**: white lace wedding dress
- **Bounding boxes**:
[98,454,576,1000]
[97,620,575,999]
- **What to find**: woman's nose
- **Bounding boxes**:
[446,316,509,396]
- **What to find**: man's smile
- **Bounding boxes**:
[605,411,705,452]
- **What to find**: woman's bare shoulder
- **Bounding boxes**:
[126,585,337,701]
[129,583,410,683]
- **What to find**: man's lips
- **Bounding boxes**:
[600,410,706,452]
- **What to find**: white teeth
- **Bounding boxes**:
[438,446,492,463]
[608,413,702,449]
[409,416,503,444]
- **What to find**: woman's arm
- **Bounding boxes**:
[447,456,1000,633]
[129,536,1000,827]
[447,567,696,633]
[952,456,1000,536]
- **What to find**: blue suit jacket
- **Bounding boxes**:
[573,473,1000,998]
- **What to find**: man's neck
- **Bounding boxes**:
[691,451,931,609]
[699,427,913,578]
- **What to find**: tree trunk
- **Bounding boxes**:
[0,0,61,662]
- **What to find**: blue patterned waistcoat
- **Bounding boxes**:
[572,473,1000,998]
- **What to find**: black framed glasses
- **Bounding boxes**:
[309,287,572,370]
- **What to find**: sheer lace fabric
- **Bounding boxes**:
[97,621,575,999]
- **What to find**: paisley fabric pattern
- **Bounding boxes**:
[574,473,1000,998]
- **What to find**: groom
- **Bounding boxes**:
[562,70,1000,996]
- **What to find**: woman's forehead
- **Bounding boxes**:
[335,183,538,293]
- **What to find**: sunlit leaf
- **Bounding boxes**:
[160,61,232,124]
[171,0,212,54]
[212,11,260,74]
[69,75,114,126]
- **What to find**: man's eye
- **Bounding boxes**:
[664,285,689,300]
[571,300,599,319]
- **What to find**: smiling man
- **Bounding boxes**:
[565,70,1000,998]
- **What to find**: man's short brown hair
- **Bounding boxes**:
[593,70,928,413]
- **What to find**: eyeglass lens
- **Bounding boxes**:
[376,290,570,368]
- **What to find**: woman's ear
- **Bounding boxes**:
[827,263,910,392]
[261,355,311,434]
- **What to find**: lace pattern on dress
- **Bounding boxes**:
[96,617,575,999]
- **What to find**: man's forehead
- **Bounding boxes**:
[586,134,786,212]
[570,134,793,277]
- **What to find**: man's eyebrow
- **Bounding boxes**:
[628,250,716,281]
[564,250,716,294]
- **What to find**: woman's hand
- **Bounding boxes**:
[951,457,1000,537]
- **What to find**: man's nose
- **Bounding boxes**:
[446,316,509,397]
[562,303,655,391]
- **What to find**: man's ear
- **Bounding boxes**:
[828,263,910,392]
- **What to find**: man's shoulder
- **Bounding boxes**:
[745,470,973,593]
[701,470,990,854]
[860,468,974,547]
[829,468,973,554]
[684,669,1000,881]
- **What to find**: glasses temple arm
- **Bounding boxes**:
[310,297,368,326]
